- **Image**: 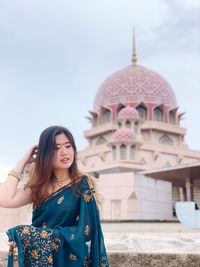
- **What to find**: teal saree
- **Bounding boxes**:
[7,176,109,267]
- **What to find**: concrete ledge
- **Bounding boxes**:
[108,252,200,267]
[2,232,200,267]
[0,252,7,267]
[1,251,200,267]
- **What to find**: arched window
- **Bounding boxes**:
[154,107,163,122]
[130,145,136,160]
[164,162,171,168]
[90,113,98,127]
[112,146,117,160]
[136,105,147,120]
[93,117,98,127]
[140,158,146,164]
[125,120,131,128]
[116,103,126,115]
[134,122,139,134]
[96,136,107,145]
[102,109,111,123]
[120,144,127,160]
[118,122,122,128]
[169,110,176,125]
[159,135,173,145]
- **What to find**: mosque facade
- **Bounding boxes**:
[1,41,200,232]
[78,43,200,220]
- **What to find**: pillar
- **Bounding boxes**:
[185,177,192,201]
[178,187,184,201]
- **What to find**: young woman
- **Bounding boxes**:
[0,126,109,267]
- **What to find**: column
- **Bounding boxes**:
[178,187,184,201]
[185,177,192,201]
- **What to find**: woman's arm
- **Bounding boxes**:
[0,181,32,208]
[0,145,37,208]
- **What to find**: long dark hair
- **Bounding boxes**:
[26,126,81,208]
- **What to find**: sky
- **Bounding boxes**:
[0,0,200,170]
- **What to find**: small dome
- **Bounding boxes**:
[118,106,139,120]
[111,128,136,143]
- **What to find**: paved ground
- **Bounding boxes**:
[1,222,199,252]
[1,223,200,267]
[104,232,200,253]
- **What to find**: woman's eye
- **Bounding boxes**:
[66,145,71,148]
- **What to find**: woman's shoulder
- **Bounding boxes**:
[73,173,94,194]
[77,173,97,188]
[77,173,100,208]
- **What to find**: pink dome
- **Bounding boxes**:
[111,128,136,143]
[93,65,177,112]
[118,106,139,120]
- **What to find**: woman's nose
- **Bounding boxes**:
[60,147,66,155]
[60,147,67,155]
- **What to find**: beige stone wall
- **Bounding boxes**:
[0,205,32,233]
[99,172,172,220]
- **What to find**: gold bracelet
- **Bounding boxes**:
[8,169,21,182]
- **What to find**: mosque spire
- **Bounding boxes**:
[132,28,137,65]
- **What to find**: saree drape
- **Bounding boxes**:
[7,176,109,267]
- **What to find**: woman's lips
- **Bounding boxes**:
[61,158,69,163]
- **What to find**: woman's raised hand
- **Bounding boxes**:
[22,145,38,165]
[0,146,37,208]
[15,145,38,173]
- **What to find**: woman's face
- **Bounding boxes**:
[52,133,75,172]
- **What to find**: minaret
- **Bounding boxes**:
[132,28,137,65]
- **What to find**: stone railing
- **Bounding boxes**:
[1,233,200,266]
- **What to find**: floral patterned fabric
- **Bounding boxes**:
[7,176,109,267]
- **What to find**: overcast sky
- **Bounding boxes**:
[0,0,200,169]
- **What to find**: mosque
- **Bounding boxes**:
[1,38,200,231]
[77,38,200,220]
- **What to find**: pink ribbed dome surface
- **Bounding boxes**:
[94,65,177,112]
[112,128,136,143]
[118,106,139,120]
